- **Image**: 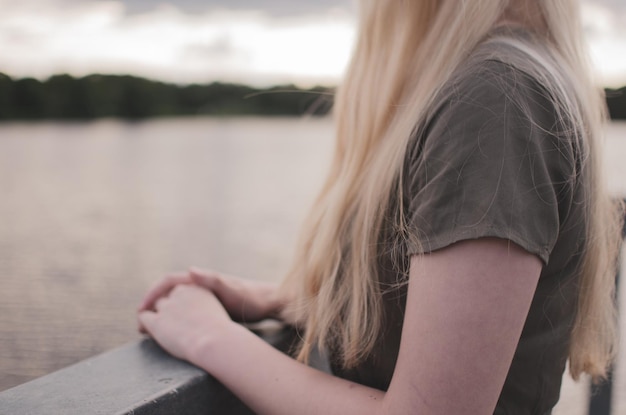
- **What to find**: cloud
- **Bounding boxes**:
[184,36,238,60]
[84,0,355,16]
[0,0,355,85]
[594,0,626,11]
[580,1,626,86]
[0,0,623,86]
[66,0,626,18]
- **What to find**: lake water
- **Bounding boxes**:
[0,118,625,414]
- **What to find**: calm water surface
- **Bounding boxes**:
[0,118,625,414]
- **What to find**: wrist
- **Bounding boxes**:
[261,283,287,321]
[187,321,250,373]
[267,293,285,321]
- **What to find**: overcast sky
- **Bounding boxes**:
[0,0,624,87]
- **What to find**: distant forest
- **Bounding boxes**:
[0,73,332,120]
[0,72,625,120]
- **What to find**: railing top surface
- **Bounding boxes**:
[0,339,255,415]
[0,324,292,415]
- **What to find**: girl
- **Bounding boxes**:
[138,1,624,413]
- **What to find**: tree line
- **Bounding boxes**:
[0,73,332,120]
[0,72,624,120]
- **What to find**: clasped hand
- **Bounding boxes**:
[137,268,283,363]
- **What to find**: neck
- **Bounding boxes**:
[498,0,547,34]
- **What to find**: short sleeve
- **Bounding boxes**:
[405,60,576,264]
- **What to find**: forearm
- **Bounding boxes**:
[192,323,386,415]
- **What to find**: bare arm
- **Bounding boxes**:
[139,237,541,415]
[384,238,541,414]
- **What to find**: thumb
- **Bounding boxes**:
[189,267,220,289]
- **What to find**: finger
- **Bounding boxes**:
[170,283,212,302]
[138,273,191,312]
[138,311,158,335]
[189,267,222,290]
[137,317,148,334]
[154,296,169,312]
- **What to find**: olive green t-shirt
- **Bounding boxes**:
[331,30,587,415]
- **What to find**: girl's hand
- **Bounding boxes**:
[137,268,286,334]
[186,268,285,323]
[138,284,233,362]
[137,272,193,333]
[138,272,193,312]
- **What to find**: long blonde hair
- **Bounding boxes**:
[281,0,623,381]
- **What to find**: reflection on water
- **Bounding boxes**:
[0,119,625,415]
[0,117,334,390]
